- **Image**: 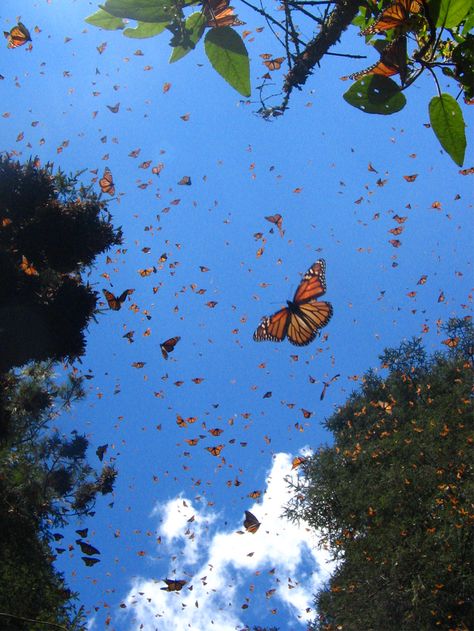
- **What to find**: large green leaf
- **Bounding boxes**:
[85,8,125,30]
[100,0,176,22]
[432,0,473,27]
[124,21,168,38]
[204,27,250,97]
[169,13,206,63]
[343,76,406,115]
[429,94,466,166]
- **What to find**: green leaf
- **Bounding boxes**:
[123,21,168,38]
[343,76,406,115]
[433,0,472,28]
[204,27,250,97]
[100,0,176,23]
[85,8,125,30]
[429,94,466,166]
[169,13,206,63]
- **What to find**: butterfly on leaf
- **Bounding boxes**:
[160,336,181,359]
[360,0,424,35]
[203,0,245,28]
[349,36,408,84]
[99,167,115,196]
[253,260,333,346]
[244,510,261,534]
[161,578,187,592]
[102,288,133,311]
[4,23,31,48]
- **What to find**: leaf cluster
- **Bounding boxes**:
[286,317,474,630]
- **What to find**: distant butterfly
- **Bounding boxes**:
[102,289,133,311]
[96,444,108,461]
[253,260,333,346]
[349,37,408,84]
[160,336,181,359]
[244,510,261,534]
[81,556,100,567]
[360,0,424,35]
[206,445,224,456]
[4,23,31,48]
[263,57,285,71]
[76,540,100,556]
[291,456,307,470]
[161,578,187,592]
[75,528,88,538]
[99,167,115,196]
[20,255,39,276]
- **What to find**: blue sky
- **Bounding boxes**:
[2,1,473,629]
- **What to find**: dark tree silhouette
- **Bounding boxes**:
[0,156,122,372]
[286,317,474,631]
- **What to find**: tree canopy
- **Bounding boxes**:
[286,317,473,630]
[0,156,122,372]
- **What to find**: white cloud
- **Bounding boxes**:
[119,452,334,630]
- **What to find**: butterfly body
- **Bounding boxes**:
[253,260,333,346]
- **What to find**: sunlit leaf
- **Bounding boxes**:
[100,0,176,22]
[85,8,125,30]
[429,94,466,166]
[123,21,169,38]
[204,27,250,97]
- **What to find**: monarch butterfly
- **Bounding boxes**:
[253,260,333,346]
[75,528,88,538]
[349,36,408,84]
[361,0,424,35]
[102,288,133,310]
[4,23,31,48]
[76,540,100,556]
[204,0,245,27]
[263,57,285,71]
[244,510,261,534]
[20,255,39,276]
[96,444,108,461]
[291,456,307,470]
[160,336,181,359]
[81,556,100,567]
[442,337,460,348]
[99,167,115,196]
[161,578,187,592]
[206,445,224,456]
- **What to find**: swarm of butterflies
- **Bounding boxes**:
[103,258,333,354]
[348,0,432,85]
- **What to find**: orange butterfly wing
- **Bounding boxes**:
[5,23,31,48]
[160,336,181,359]
[350,37,408,84]
[103,289,131,310]
[244,510,261,533]
[361,0,423,34]
[99,167,115,196]
[253,259,332,346]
